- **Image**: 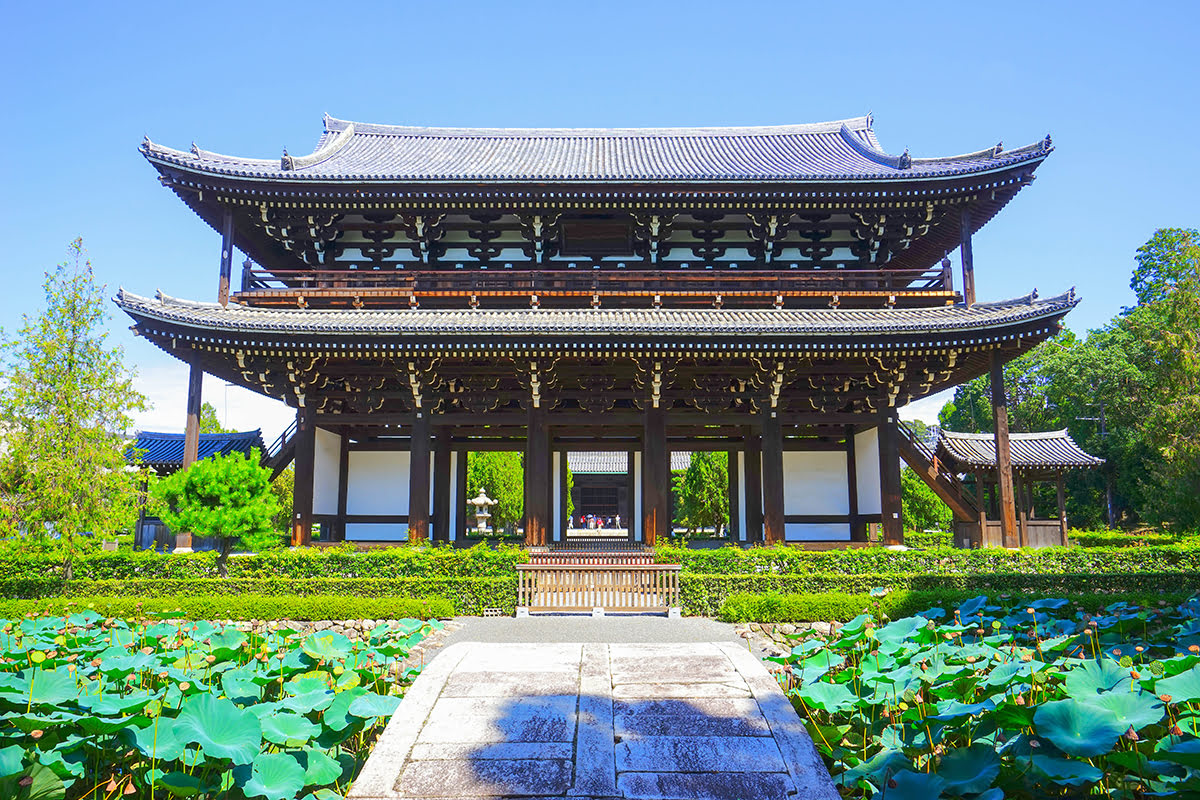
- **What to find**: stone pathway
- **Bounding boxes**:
[349,641,837,800]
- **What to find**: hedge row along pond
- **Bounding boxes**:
[780,594,1200,798]
[0,611,440,799]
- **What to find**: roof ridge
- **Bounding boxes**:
[322,115,874,139]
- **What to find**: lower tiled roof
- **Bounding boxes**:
[936,429,1103,470]
[131,430,266,470]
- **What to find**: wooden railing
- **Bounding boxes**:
[235,265,956,309]
[526,548,656,565]
[516,563,681,613]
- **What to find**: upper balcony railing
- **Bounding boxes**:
[234,263,957,310]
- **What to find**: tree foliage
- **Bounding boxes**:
[0,240,146,575]
[153,450,277,573]
[901,466,953,532]
[466,451,523,531]
[677,451,729,533]
[198,401,230,434]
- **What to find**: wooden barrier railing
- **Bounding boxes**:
[516,563,681,613]
[527,550,656,565]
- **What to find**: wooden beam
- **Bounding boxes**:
[433,428,451,543]
[292,406,315,547]
[743,425,763,543]
[761,409,785,545]
[336,434,349,542]
[183,362,203,469]
[642,406,669,546]
[960,207,976,307]
[524,406,550,546]
[1056,473,1069,546]
[990,352,1019,547]
[877,404,903,545]
[218,207,235,307]
[407,412,432,542]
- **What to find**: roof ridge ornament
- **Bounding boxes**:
[1041,134,1053,153]
[190,142,200,158]
[898,148,911,170]
[281,148,295,171]
[992,141,1004,157]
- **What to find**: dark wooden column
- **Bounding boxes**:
[990,352,1019,547]
[408,412,432,542]
[761,411,785,545]
[1056,473,1069,546]
[974,470,988,548]
[642,406,669,546]
[182,361,203,470]
[960,208,976,307]
[846,426,864,542]
[877,404,903,545]
[524,406,550,546]
[291,405,315,547]
[456,449,469,544]
[217,207,235,307]
[336,434,349,542]
[727,450,740,541]
[433,428,451,543]
[742,425,763,543]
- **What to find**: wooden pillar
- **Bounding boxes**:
[743,426,763,543]
[960,207,976,307]
[433,429,451,543]
[727,450,740,541]
[1016,473,1029,549]
[642,406,669,546]
[524,407,550,546]
[761,410,785,545]
[291,405,315,547]
[990,352,1019,548]
[877,404,903,545]
[217,207,235,307]
[846,426,864,542]
[974,470,987,548]
[626,452,637,539]
[336,434,349,542]
[182,361,203,470]
[1056,473,1069,546]
[455,449,469,544]
[408,412,432,542]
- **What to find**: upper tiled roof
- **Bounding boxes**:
[130,430,267,471]
[115,289,1077,340]
[936,429,1104,470]
[568,451,692,474]
[141,114,1052,184]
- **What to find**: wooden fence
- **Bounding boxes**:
[516,563,681,613]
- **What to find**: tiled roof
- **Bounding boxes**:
[936,429,1104,470]
[568,451,692,474]
[115,289,1077,341]
[130,430,267,470]
[141,115,1051,184]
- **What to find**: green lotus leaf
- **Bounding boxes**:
[300,790,344,800]
[24,670,79,706]
[841,747,910,785]
[321,687,368,732]
[936,744,1000,795]
[77,689,160,716]
[1156,666,1200,702]
[282,689,335,715]
[297,747,342,785]
[123,718,188,762]
[300,632,352,663]
[0,745,22,778]
[982,660,1044,689]
[1080,689,1164,731]
[261,712,320,747]
[1064,659,1131,696]
[173,694,262,765]
[348,691,402,718]
[875,617,923,645]
[287,676,332,695]
[240,752,306,800]
[928,698,996,722]
[884,770,947,800]
[204,630,248,657]
[1031,754,1103,786]
[222,673,263,704]
[1157,739,1200,769]
[147,770,201,797]
[23,761,66,800]
[1033,698,1127,757]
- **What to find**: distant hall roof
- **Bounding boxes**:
[141,114,1052,184]
[132,430,267,472]
[568,452,692,474]
[936,429,1103,471]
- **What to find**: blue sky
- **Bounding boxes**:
[2,1,1196,437]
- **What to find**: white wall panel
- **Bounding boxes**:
[782,451,849,515]
[347,451,409,516]
[855,429,882,515]
[345,523,408,541]
[313,428,341,516]
[785,523,850,541]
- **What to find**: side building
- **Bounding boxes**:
[118,115,1073,547]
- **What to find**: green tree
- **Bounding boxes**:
[467,451,523,532]
[198,401,231,434]
[1131,227,1199,305]
[901,467,953,531]
[267,464,294,539]
[153,450,277,573]
[679,452,729,534]
[0,240,147,577]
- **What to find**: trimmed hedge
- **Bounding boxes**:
[1069,529,1191,548]
[0,593,454,621]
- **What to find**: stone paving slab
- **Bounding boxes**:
[349,641,838,800]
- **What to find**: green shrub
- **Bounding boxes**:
[902,529,954,549]
[1069,528,1191,547]
[0,593,454,620]
[901,466,952,531]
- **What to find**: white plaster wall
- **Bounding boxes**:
[782,451,849,515]
[786,522,850,541]
[855,428,882,515]
[449,452,460,542]
[347,451,409,516]
[312,428,341,516]
[552,452,563,541]
[736,452,748,542]
[345,523,408,541]
[632,452,643,542]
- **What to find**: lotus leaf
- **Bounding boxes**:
[147,769,202,797]
[23,670,79,706]
[240,752,307,800]
[1063,658,1132,696]
[321,686,368,732]
[1033,698,1127,756]
[0,745,22,778]
[23,762,66,800]
[928,698,996,722]
[300,632,352,663]
[173,694,262,765]
[124,717,188,762]
[885,770,947,800]
[1031,754,1103,786]
[1080,688,1164,730]
[298,747,342,785]
[935,744,1000,794]
[1157,738,1200,769]
[348,691,402,718]
[261,711,320,747]
[1156,665,1200,702]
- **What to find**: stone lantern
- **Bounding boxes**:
[469,489,498,534]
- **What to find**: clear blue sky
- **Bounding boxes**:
[2,1,1196,436]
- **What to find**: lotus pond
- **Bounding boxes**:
[781,594,1200,798]
[0,611,440,799]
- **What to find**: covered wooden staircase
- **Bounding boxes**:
[896,424,981,532]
